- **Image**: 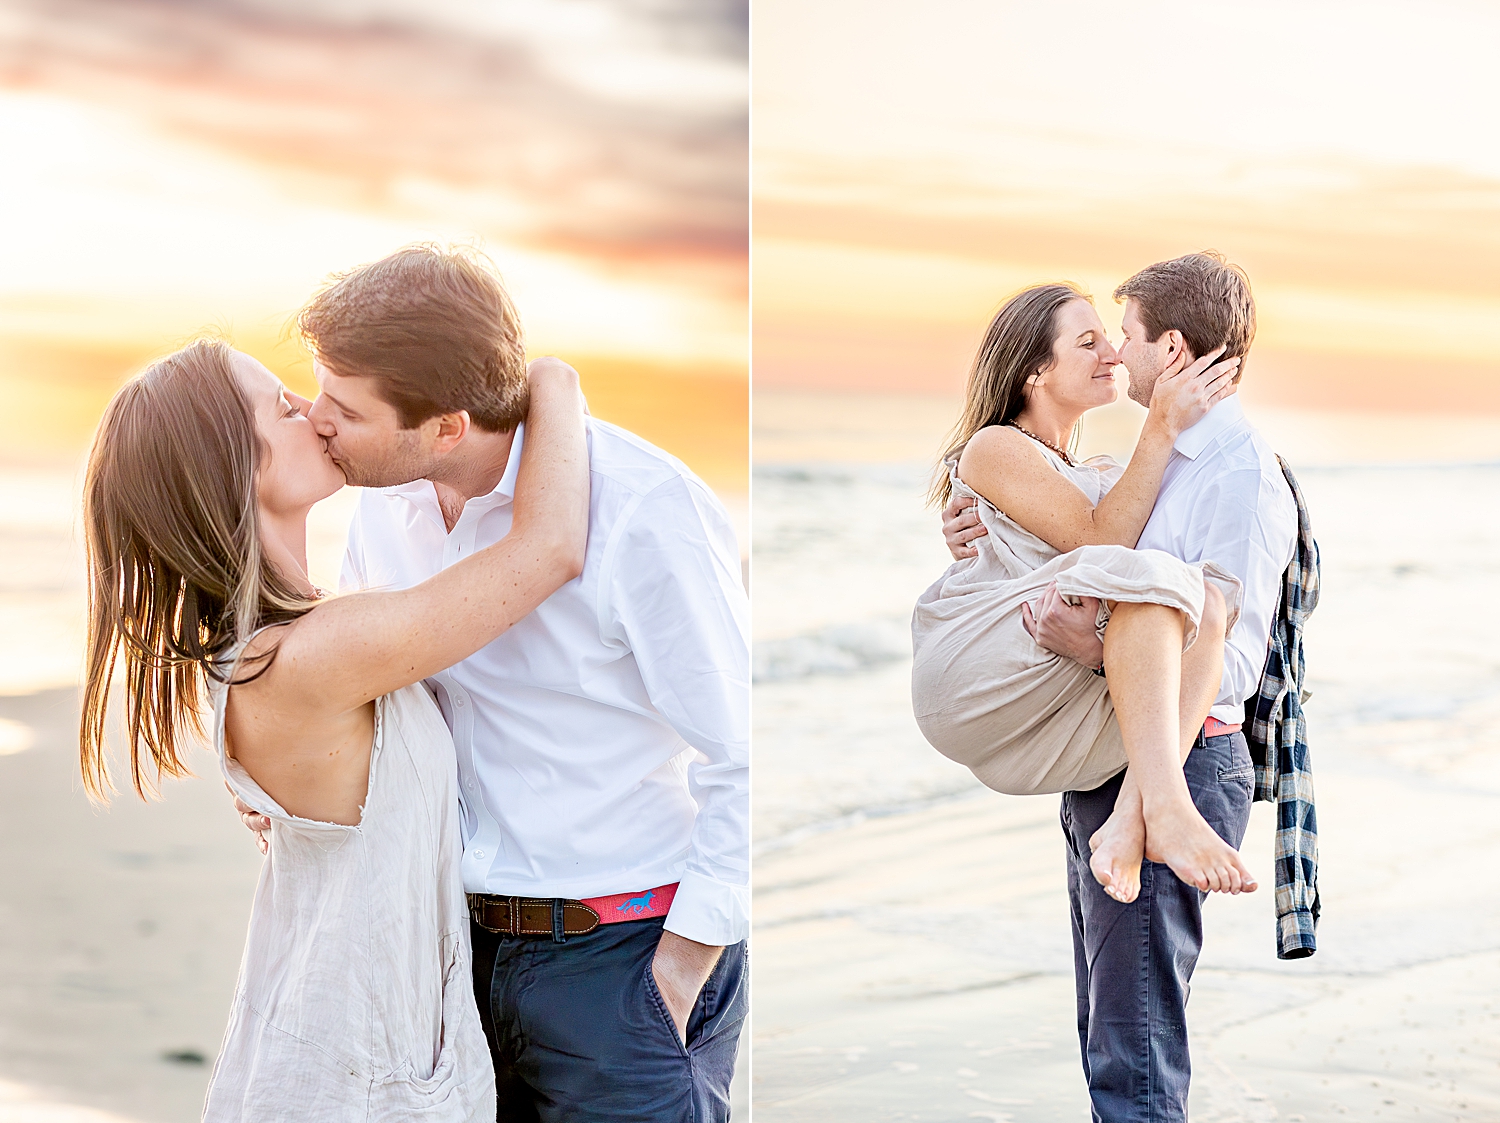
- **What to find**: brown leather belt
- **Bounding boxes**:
[468,895,600,939]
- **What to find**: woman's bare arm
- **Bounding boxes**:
[259,358,590,718]
[958,349,1236,553]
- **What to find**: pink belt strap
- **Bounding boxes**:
[580,882,678,925]
[1204,716,1243,737]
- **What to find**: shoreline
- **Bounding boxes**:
[752,724,1500,1121]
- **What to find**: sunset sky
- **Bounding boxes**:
[754,0,1500,413]
[0,0,748,486]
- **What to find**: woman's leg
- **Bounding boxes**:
[1085,583,1255,902]
[1087,583,1227,901]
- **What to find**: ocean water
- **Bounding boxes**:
[0,466,361,699]
[751,459,1500,845]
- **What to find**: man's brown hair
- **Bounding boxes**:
[1113,251,1256,375]
[298,244,529,431]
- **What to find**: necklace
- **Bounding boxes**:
[1006,420,1075,466]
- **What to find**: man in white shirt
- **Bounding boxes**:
[944,253,1297,1122]
[242,245,748,1121]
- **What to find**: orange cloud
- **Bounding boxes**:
[754,157,1500,408]
[0,0,747,289]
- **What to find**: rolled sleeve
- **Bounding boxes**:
[604,477,750,945]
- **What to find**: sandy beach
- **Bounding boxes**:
[752,727,1500,1121]
[751,389,1500,1122]
[0,687,262,1122]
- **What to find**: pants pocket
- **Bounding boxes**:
[686,942,748,1054]
[641,959,690,1057]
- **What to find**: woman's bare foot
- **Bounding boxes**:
[1141,796,1257,894]
[1088,806,1145,904]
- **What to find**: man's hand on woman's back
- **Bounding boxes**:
[943,494,987,559]
[229,784,271,854]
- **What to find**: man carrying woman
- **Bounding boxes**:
[920,252,1300,1121]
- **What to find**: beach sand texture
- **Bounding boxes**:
[752,390,1500,1121]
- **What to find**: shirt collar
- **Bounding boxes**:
[495,422,524,501]
[1173,394,1245,461]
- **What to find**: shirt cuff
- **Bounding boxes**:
[663,869,749,945]
[1276,906,1318,960]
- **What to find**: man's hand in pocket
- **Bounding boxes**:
[651,930,724,1045]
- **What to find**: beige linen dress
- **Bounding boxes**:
[203,642,495,1122]
[911,445,1242,796]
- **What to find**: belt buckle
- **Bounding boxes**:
[468,893,520,934]
[469,893,599,942]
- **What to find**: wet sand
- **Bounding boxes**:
[752,717,1500,1121]
[0,687,260,1122]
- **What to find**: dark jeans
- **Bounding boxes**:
[1061,731,1255,1123]
[470,915,748,1122]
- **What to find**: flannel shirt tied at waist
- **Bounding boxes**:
[1243,455,1320,960]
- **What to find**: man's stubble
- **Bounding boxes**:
[335,427,439,489]
[1124,349,1162,409]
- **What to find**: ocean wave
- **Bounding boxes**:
[753,617,911,682]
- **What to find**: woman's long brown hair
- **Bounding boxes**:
[929,283,1091,508]
[80,340,318,801]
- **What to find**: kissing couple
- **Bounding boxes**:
[78,245,749,1121]
[913,252,1319,1120]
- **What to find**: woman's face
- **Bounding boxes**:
[1030,300,1120,413]
[231,350,346,516]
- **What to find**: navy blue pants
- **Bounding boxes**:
[1061,731,1255,1123]
[470,915,747,1122]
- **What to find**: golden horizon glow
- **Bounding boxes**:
[0,3,747,488]
[753,0,1500,411]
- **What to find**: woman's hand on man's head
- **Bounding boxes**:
[1147,345,1240,438]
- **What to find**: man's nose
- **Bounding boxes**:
[306,395,337,436]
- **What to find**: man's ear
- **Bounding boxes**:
[1161,329,1191,375]
[428,410,472,455]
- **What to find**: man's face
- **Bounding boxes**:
[1117,299,1170,408]
[307,361,437,488]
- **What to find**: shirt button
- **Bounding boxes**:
[474,849,485,859]
[456,697,465,707]
[466,781,475,791]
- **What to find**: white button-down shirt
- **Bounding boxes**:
[341,419,749,946]
[1136,394,1298,723]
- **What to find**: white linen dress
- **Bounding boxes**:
[911,446,1242,796]
[202,643,495,1122]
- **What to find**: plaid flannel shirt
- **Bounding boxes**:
[1243,455,1320,960]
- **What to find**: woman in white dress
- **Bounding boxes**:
[911,283,1254,904]
[77,340,588,1120]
